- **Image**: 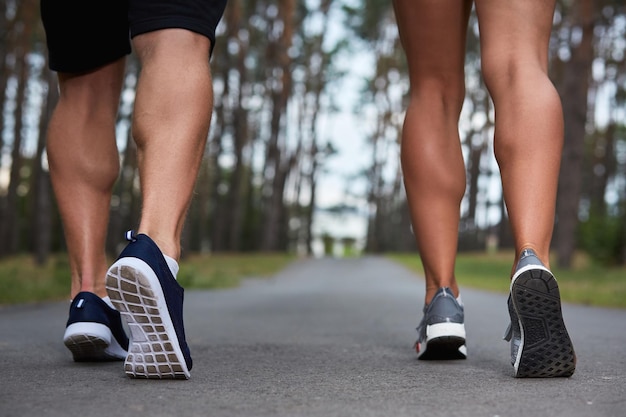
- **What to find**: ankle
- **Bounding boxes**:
[425,283,460,304]
[137,230,180,260]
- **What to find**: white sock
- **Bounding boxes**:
[101,296,115,309]
[456,294,464,307]
[163,255,179,279]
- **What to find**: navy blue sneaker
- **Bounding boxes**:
[415,287,467,360]
[503,249,576,377]
[105,231,192,379]
[63,291,129,361]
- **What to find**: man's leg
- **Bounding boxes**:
[47,59,130,361]
[47,60,125,299]
[132,28,214,261]
[104,28,215,379]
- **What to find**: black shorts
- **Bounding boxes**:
[40,0,228,73]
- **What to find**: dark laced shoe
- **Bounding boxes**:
[415,287,467,360]
[106,231,192,379]
[503,249,576,377]
[63,291,129,361]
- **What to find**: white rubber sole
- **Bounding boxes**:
[418,322,467,360]
[426,322,466,341]
[63,322,126,361]
[106,257,190,379]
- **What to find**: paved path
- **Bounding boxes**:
[1,257,625,417]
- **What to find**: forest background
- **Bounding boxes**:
[0,0,624,271]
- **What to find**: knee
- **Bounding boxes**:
[481,54,513,98]
[481,53,547,104]
[409,72,466,116]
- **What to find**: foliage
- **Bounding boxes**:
[4,250,623,310]
[177,252,296,289]
[342,0,394,43]
[0,252,295,306]
[0,0,624,268]
[0,254,70,305]
[578,205,626,266]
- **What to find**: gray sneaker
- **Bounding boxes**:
[503,249,576,377]
[415,287,467,360]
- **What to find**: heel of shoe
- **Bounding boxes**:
[512,270,576,377]
[63,322,112,361]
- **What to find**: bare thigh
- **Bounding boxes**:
[475,0,556,94]
[393,0,473,93]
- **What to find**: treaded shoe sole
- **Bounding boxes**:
[64,322,118,361]
[106,257,190,380]
[510,267,576,377]
[418,323,467,360]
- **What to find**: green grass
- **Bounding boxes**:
[0,254,72,305]
[2,251,624,309]
[0,252,295,306]
[176,253,296,289]
[388,251,626,309]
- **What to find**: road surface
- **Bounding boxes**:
[1,256,625,417]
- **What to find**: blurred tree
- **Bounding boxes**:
[554,0,597,268]
[0,0,624,263]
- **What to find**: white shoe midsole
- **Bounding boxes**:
[426,322,466,342]
[63,322,127,358]
[64,322,111,343]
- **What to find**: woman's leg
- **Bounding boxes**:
[393,0,473,304]
[475,0,563,271]
[476,0,575,377]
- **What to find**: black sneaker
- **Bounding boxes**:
[415,287,467,360]
[105,231,192,379]
[63,291,129,361]
[503,249,576,377]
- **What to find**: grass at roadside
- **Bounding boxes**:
[0,255,70,305]
[2,250,624,309]
[0,253,295,306]
[388,251,626,309]
[176,253,296,289]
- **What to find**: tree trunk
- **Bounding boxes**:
[31,70,58,265]
[227,0,250,251]
[260,0,296,251]
[554,0,595,268]
[466,131,484,227]
[207,4,233,252]
[0,0,10,155]
[107,125,137,254]
[2,46,29,255]
[589,123,616,213]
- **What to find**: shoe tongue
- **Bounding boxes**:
[520,248,537,259]
[426,287,449,306]
[517,249,542,270]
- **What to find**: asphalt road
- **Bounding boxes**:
[1,256,625,417]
